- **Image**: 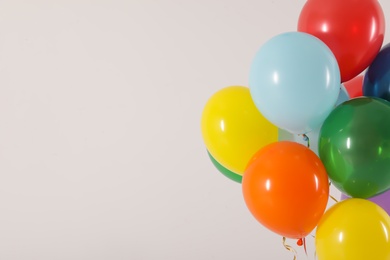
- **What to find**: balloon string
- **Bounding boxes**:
[310,235,317,259]
[328,182,339,203]
[303,237,307,256]
[302,134,310,148]
[282,237,297,260]
[330,194,339,203]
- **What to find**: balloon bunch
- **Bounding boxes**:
[201,0,390,259]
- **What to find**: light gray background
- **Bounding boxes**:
[0,1,388,259]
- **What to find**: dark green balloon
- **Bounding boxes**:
[207,151,242,183]
[319,97,390,198]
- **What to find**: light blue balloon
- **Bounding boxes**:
[278,84,349,155]
[249,32,341,134]
[337,84,350,105]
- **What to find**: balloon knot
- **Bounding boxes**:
[302,134,310,148]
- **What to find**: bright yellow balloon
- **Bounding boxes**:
[316,198,390,260]
[201,86,277,175]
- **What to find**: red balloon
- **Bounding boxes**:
[343,75,363,98]
[242,141,329,239]
[298,0,385,83]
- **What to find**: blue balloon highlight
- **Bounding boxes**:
[249,32,341,134]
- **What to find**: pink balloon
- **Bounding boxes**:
[341,190,390,215]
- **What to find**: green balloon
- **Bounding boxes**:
[207,151,242,183]
[319,97,390,198]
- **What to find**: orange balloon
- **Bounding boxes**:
[242,141,329,239]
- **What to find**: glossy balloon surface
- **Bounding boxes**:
[341,190,390,216]
[250,32,340,134]
[201,86,277,174]
[207,151,242,183]
[363,43,390,102]
[319,97,390,198]
[243,141,329,239]
[316,199,390,260]
[298,0,385,82]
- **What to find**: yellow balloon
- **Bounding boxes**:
[201,86,277,175]
[316,198,390,260]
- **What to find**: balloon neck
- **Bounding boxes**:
[302,134,310,148]
[297,237,308,256]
